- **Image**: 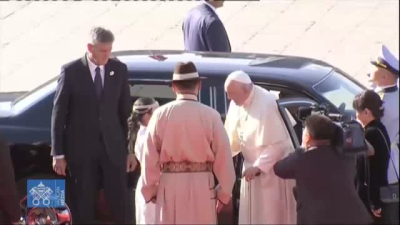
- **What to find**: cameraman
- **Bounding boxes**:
[273,114,372,224]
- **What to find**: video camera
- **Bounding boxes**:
[297,103,368,156]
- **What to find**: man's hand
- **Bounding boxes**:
[366,140,375,156]
[242,166,261,182]
[372,208,382,218]
[11,218,23,225]
[127,153,138,172]
[53,158,67,176]
[216,200,225,213]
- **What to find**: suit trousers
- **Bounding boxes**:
[67,138,129,224]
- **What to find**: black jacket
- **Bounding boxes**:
[183,3,231,52]
[357,119,391,210]
[274,146,372,225]
[51,55,131,166]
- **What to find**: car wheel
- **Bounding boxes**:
[17,173,73,225]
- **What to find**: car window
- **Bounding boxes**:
[129,84,176,106]
[313,70,363,113]
[12,76,59,113]
[256,84,310,100]
[224,88,282,107]
[282,105,304,146]
[224,84,311,120]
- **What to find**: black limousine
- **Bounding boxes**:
[0,50,365,224]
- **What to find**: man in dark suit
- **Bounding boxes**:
[0,137,21,225]
[51,27,137,224]
[183,0,231,52]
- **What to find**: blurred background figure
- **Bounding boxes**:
[273,114,372,225]
[353,90,397,224]
[183,0,231,52]
[0,137,21,225]
[127,97,159,225]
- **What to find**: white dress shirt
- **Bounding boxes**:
[53,55,105,159]
[87,55,105,86]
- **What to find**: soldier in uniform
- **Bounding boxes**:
[368,44,399,224]
[141,62,236,224]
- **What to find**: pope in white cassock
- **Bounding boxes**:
[224,71,296,224]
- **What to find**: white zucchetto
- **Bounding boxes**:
[225,70,252,85]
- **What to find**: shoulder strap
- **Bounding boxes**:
[376,128,399,180]
[391,132,399,150]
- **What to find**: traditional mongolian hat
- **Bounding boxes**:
[171,61,206,82]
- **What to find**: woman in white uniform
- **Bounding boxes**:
[127,97,159,224]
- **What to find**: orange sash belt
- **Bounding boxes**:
[161,161,213,173]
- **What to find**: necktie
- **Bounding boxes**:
[94,67,102,98]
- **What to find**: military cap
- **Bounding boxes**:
[370,44,399,76]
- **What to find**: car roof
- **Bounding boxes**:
[114,50,334,87]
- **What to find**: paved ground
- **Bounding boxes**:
[0,0,398,92]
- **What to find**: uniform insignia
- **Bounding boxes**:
[379,92,385,100]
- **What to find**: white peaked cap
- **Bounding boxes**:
[371,44,399,74]
[226,70,252,85]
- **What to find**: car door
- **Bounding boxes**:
[128,79,176,107]
[276,97,317,148]
[129,79,210,107]
[200,77,226,115]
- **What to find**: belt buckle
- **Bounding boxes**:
[162,162,212,173]
[191,163,197,171]
[173,163,179,172]
[179,163,186,172]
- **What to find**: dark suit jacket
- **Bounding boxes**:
[274,147,372,225]
[357,119,391,210]
[183,3,231,52]
[51,55,131,166]
[0,138,20,224]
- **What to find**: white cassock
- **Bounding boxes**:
[225,85,297,224]
[135,125,156,224]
